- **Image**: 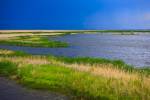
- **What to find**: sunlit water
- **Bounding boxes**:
[0,33,150,67]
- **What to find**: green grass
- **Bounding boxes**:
[0,49,150,100]
[0,36,68,47]
[16,64,126,100]
[52,57,150,75]
[0,60,17,76]
[0,61,149,100]
[1,49,149,75]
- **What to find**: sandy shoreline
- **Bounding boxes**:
[0,33,63,40]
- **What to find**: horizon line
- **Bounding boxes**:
[1,29,150,33]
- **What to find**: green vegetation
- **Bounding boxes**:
[0,60,17,76]
[56,57,150,75]
[0,32,150,99]
[0,49,149,100]
[0,36,68,47]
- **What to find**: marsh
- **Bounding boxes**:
[0,33,150,67]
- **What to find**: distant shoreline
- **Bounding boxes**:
[1,30,150,33]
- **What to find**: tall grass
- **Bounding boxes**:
[0,61,149,100]
[0,49,150,100]
[0,60,17,76]
[55,57,150,75]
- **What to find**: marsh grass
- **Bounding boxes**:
[0,49,150,100]
[55,57,150,75]
[0,49,14,55]
[0,36,68,47]
[0,60,17,76]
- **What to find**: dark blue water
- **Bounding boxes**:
[0,33,150,67]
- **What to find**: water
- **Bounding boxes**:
[0,33,150,67]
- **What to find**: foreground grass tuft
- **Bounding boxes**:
[0,60,17,76]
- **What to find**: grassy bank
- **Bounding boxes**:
[0,49,149,100]
[0,36,68,47]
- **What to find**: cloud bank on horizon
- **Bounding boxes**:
[0,0,150,30]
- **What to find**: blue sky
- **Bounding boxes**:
[0,0,150,30]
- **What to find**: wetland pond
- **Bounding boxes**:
[1,33,150,67]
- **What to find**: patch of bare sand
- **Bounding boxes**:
[0,33,63,40]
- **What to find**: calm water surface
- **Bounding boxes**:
[0,33,150,67]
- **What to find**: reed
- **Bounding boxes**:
[0,49,149,100]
